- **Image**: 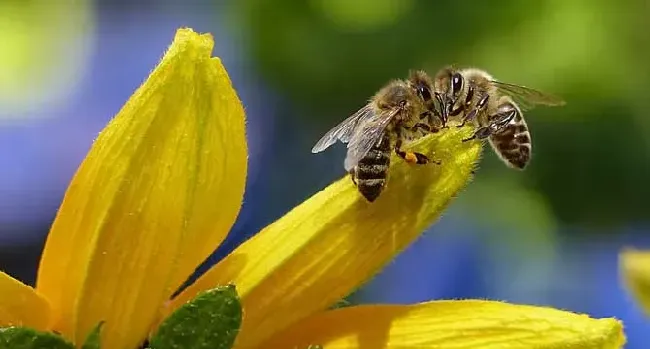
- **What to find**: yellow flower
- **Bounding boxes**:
[0,27,626,349]
[620,248,650,316]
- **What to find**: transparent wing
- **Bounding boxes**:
[491,80,566,111]
[311,104,374,153]
[343,109,396,171]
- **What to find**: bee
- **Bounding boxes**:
[311,71,444,202]
[433,66,565,169]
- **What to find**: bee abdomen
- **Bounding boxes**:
[354,148,390,202]
[357,148,390,174]
[356,178,387,202]
[506,143,531,169]
[356,163,388,180]
[356,165,388,201]
[490,130,532,170]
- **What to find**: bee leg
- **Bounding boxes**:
[462,107,516,142]
[461,127,492,142]
[419,113,443,132]
[348,168,358,185]
[413,122,441,135]
[396,149,434,165]
[457,110,477,129]
[449,105,464,118]
[455,85,476,128]
[458,94,490,128]
[433,92,449,128]
[394,139,441,165]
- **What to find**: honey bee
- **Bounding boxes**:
[433,66,565,169]
[311,71,444,202]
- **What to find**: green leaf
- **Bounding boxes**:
[81,322,104,349]
[0,327,74,349]
[150,284,242,349]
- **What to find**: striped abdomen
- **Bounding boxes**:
[351,133,392,202]
[488,109,532,170]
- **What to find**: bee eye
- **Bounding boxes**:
[451,73,463,95]
[418,84,432,101]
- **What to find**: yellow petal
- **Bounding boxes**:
[262,300,626,349]
[619,248,650,315]
[35,27,247,348]
[170,126,482,347]
[0,271,51,330]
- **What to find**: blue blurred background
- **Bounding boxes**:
[1,0,649,346]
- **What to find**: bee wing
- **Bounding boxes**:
[491,80,566,111]
[311,104,375,153]
[343,109,396,172]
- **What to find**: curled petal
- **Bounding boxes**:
[170,127,482,347]
[262,300,626,349]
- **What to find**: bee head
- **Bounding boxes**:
[432,67,464,124]
[408,70,434,102]
[375,82,416,115]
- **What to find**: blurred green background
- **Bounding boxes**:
[243,0,650,228]
[1,0,649,347]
